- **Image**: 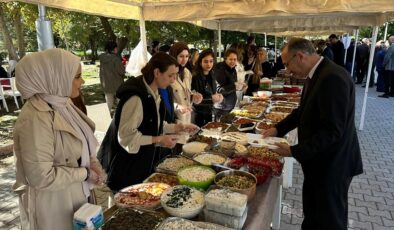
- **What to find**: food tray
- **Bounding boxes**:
[231,109,264,119]
[255,120,276,133]
[114,183,170,210]
[155,155,196,175]
[269,106,294,113]
[101,207,165,230]
[187,135,219,146]
[221,132,248,145]
[264,112,290,123]
[271,101,299,107]
[144,173,179,187]
[156,217,233,230]
[201,122,230,132]
[247,157,284,177]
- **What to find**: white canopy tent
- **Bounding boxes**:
[3,0,392,137]
[2,0,392,134]
[2,1,393,229]
[4,0,394,21]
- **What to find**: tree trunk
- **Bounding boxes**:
[99,16,116,42]
[117,36,129,56]
[0,3,19,61]
[14,7,25,58]
[89,30,98,63]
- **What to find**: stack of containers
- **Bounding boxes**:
[203,189,248,229]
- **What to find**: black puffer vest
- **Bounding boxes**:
[106,76,165,191]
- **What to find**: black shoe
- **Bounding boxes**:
[378,94,389,98]
[389,94,394,97]
[355,82,362,84]
[362,85,366,87]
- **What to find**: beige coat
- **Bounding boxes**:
[171,68,192,143]
[13,96,94,230]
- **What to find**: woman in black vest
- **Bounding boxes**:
[191,49,223,127]
[105,52,199,191]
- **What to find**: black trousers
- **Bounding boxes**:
[192,110,213,127]
[356,61,368,83]
[383,70,394,96]
[301,175,352,230]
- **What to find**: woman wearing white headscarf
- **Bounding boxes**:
[12,48,105,230]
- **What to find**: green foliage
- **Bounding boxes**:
[358,22,394,41]
[145,21,214,48]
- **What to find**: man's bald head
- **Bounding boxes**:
[389,36,394,44]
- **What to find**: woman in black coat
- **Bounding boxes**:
[191,49,223,127]
[212,48,239,120]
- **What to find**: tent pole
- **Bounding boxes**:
[218,21,222,60]
[36,4,54,51]
[351,29,359,79]
[264,32,267,47]
[359,26,379,131]
[343,33,348,64]
[383,22,388,42]
[139,4,148,63]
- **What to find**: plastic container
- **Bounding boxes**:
[205,189,247,216]
[73,203,103,230]
[203,207,248,229]
[257,90,272,97]
[283,85,302,93]
[157,217,232,230]
[259,78,272,90]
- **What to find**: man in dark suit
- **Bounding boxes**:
[356,38,370,84]
[264,38,363,230]
[329,34,346,67]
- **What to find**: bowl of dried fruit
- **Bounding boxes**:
[214,170,257,201]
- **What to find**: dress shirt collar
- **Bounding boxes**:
[307,56,324,80]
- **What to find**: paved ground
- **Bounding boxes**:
[0,84,393,229]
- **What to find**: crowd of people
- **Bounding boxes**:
[8,33,393,229]
[313,34,394,97]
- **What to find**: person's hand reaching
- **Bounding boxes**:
[154,135,179,148]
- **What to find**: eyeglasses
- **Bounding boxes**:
[283,54,297,68]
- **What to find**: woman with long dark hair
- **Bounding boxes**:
[104,52,199,191]
[191,49,223,127]
[169,42,202,145]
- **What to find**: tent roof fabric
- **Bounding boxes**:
[192,12,394,34]
[6,0,394,22]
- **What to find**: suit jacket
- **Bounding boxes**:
[276,58,363,180]
[331,41,345,66]
[383,43,394,71]
[321,46,334,62]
